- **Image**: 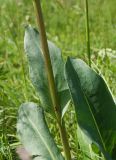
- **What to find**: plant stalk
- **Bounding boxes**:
[33,0,71,159]
[85,0,91,67]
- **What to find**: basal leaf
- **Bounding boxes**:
[65,58,116,160]
[68,58,116,155]
[24,26,70,116]
[17,102,64,160]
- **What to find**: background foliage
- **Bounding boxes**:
[0,0,116,159]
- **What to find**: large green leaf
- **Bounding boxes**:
[65,58,116,160]
[17,102,64,160]
[24,26,70,116]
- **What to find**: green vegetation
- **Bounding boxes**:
[0,0,116,160]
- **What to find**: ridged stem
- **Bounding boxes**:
[85,0,91,67]
[33,1,71,160]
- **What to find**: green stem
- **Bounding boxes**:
[33,0,71,160]
[85,0,91,67]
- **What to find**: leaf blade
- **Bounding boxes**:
[24,26,70,116]
[65,57,115,160]
[17,102,64,160]
[70,58,116,154]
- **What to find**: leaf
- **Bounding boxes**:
[24,26,70,116]
[69,58,116,156]
[17,102,64,160]
[65,58,116,160]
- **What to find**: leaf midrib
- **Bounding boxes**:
[84,93,106,150]
[78,70,107,153]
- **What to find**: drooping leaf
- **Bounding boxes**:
[65,58,116,160]
[17,102,64,160]
[24,26,70,116]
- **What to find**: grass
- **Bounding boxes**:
[0,0,116,159]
